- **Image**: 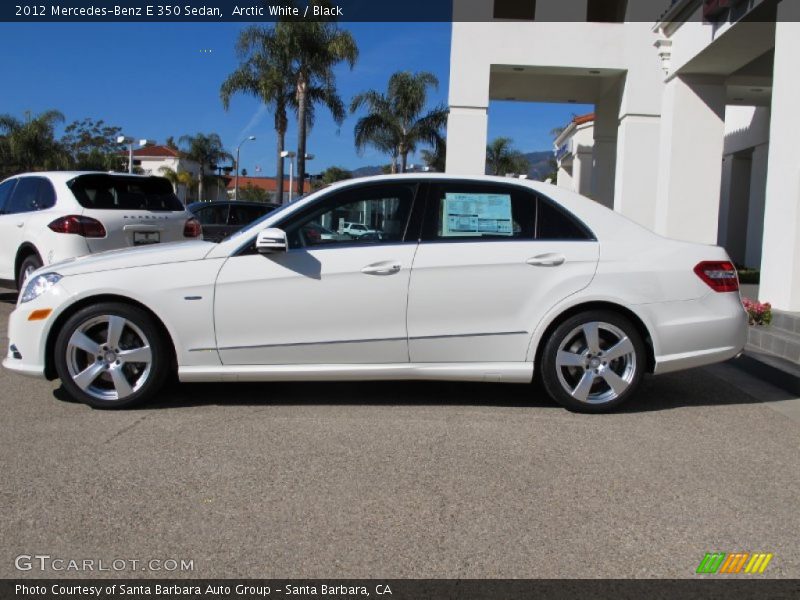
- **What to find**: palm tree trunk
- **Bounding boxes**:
[198,167,204,201]
[296,73,308,197]
[399,142,408,173]
[275,109,287,204]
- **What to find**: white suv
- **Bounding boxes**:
[341,221,378,239]
[0,172,201,289]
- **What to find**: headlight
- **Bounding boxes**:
[20,273,62,304]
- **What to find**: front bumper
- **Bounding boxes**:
[3,283,71,380]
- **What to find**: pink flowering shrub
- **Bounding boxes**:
[742,298,772,326]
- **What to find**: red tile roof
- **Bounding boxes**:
[129,145,181,158]
[227,176,310,194]
[572,113,596,126]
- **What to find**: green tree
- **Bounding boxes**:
[350,71,447,173]
[239,183,272,203]
[319,165,352,185]
[178,133,232,201]
[486,137,529,176]
[0,110,70,177]
[276,13,358,188]
[420,137,446,172]
[221,25,293,204]
[158,166,196,204]
[61,117,125,171]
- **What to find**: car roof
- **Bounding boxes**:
[2,171,168,183]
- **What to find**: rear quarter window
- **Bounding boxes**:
[68,175,184,211]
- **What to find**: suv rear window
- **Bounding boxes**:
[68,174,184,211]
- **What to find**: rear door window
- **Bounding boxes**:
[68,174,184,211]
[229,204,267,227]
[195,204,229,225]
[6,177,50,214]
[0,179,17,213]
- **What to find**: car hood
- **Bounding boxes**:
[46,240,216,277]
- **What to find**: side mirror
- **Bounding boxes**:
[255,228,287,254]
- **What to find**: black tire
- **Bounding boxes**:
[17,253,43,290]
[540,310,646,413]
[54,302,170,409]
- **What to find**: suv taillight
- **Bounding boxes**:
[48,215,106,238]
[694,261,739,292]
[183,217,202,238]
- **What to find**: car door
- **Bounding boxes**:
[0,178,20,280]
[213,182,421,365]
[0,177,49,282]
[194,203,230,242]
[407,180,600,363]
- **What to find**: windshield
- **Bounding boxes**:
[68,174,185,211]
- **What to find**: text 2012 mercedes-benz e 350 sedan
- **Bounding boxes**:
[3,175,747,412]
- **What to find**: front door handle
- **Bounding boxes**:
[362,261,401,276]
[527,253,566,267]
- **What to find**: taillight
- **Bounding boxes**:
[694,261,739,292]
[48,215,106,238]
[183,217,202,238]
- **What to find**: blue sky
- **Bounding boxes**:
[0,22,590,175]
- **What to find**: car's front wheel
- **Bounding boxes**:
[540,310,646,413]
[54,302,170,409]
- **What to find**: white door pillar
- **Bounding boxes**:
[445,106,488,175]
[759,14,800,311]
[653,75,726,243]
[556,165,574,190]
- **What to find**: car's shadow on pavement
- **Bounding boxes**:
[52,363,789,413]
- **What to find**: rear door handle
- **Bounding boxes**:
[362,261,402,276]
[526,253,566,267]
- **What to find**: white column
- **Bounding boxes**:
[717,154,751,265]
[613,115,662,230]
[745,144,768,268]
[573,151,594,197]
[445,106,488,175]
[653,75,726,243]
[556,165,574,190]
[759,14,800,310]
[592,78,622,209]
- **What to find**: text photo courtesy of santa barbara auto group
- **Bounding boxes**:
[1,0,799,598]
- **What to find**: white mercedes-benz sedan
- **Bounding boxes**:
[2,175,747,412]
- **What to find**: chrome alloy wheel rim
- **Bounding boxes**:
[66,315,153,401]
[555,321,636,405]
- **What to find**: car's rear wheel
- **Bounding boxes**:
[17,253,43,290]
[54,302,169,409]
[540,310,646,413]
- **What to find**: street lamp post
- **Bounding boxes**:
[234,136,256,201]
[117,137,155,174]
[281,151,314,203]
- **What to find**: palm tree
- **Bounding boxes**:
[276,17,358,186]
[158,166,196,205]
[178,133,232,201]
[221,25,293,203]
[0,110,70,176]
[486,137,529,176]
[420,137,447,172]
[350,71,448,173]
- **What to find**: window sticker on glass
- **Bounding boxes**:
[441,193,513,237]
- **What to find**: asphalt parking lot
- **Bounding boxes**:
[1,287,799,579]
